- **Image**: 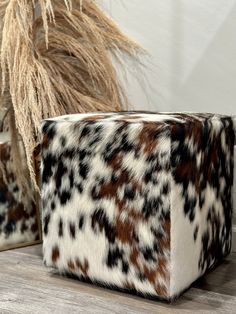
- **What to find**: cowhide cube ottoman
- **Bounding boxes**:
[41,112,235,300]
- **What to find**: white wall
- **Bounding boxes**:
[102,0,236,115]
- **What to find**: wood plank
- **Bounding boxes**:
[0,245,235,313]
[10,243,43,257]
[193,254,236,296]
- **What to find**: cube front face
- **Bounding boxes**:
[41,112,235,300]
[41,114,172,298]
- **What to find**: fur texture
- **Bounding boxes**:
[41,112,235,299]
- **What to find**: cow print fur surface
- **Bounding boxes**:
[0,136,39,248]
[41,112,235,299]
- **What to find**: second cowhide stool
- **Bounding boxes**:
[41,112,235,300]
[0,132,40,250]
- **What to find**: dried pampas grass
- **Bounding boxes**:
[0,0,141,192]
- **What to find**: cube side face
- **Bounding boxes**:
[170,116,235,297]
[0,141,39,248]
[41,119,172,299]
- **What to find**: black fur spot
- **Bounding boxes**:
[79,163,89,179]
[60,136,66,147]
[42,121,56,139]
[111,174,119,184]
[141,247,156,262]
[103,145,120,163]
[80,125,91,138]
[64,148,76,159]
[0,189,7,203]
[194,225,199,241]
[91,186,100,200]
[107,247,123,268]
[79,215,84,230]
[60,191,71,205]
[55,161,67,189]
[138,273,146,282]
[91,209,116,243]
[94,125,103,134]
[146,154,156,163]
[124,187,135,200]
[162,183,170,195]
[69,171,74,188]
[69,223,76,239]
[58,218,63,237]
[120,135,134,152]
[76,184,83,194]
[142,197,162,218]
[0,214,4,224]
[144,171,152,184]
[4,221,16,235]
[184,197,197,222]
[43,214,50,235]
[199,194,205,208]
[153,242,163,255]
[122,261,129,274]
[89,135,101,148]
[42,154,56,184]
[79,149,87,162]
[51,202,55,211]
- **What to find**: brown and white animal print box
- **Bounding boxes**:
[41,112,235,300]
[0,133,40,249]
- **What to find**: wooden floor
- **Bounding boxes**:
[0,245,235,313]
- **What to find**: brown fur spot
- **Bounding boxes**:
[130,246,140,268]
[155,284,167,296]
[8,204,29,221]
[156,256,169,279]
[81,115,106,121]
[99,171,129,200]
[138,123,163,154]
[159,228,170,250]
[75,258,89,276]
[33,144,42,183]
[52,246,60,263]
[143,256,169,297]
[42,134,50,149]
[175,161,196,182]
[124,280,136,290]
[68,260,76,270]
[116,218,134,244]
[128,208,145,222]
[108,153,123,170]
[191,123,202,145]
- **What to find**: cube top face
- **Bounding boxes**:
[43,111,230,124]
[41,112,235,299]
